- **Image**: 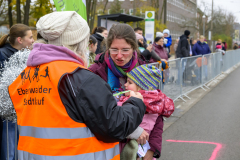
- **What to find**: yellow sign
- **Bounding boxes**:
[147,12,153,18]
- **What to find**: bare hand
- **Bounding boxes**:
[137,130,149,145]
[147,44,153,52]
[130,91,143,101]
[143,150,154,160]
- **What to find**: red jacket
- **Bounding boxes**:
[118,90,174,117]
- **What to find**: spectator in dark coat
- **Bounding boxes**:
[176,30,191,58]
[92,26,108,54]
[192,35,211,56]
[0,24,34,160]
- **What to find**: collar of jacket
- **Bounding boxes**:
[0,43,18,59]
[153,43,164,49]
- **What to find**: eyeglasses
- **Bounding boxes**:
[109,48,132,54]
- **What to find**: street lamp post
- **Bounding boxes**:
[203,15,206,37]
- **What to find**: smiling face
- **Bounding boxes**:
[109,39,133,66]
[19,30,34,49]
[124,78,141,96]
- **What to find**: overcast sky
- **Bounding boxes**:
[199,0,240,23]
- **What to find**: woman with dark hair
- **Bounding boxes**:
[89,23,164,160]
[92,26,108,54]
[0,23,34,160]
[153,37,168,61]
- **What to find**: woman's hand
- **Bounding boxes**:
[143,150,154,160]
[130,91,143,101]
[147,44,153,52]
[137,130,149,145]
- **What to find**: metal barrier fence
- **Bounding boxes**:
[149,49,240,102]
[2,49,240,160]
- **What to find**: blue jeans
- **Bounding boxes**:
[1,121,18,160]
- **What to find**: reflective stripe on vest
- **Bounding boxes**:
[8,61,120,160]
[18,144,120,160]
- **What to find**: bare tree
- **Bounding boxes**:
[179,2,235,39]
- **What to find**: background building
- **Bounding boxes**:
[97,0,198,40]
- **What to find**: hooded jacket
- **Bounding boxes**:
[92,33,106,54]
[176,35,190,58]
[26,43,146,143]
[0,43,18,69]
[192,41,211,56]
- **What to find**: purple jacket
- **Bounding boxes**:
[89,53,163,158]
[153,43,168,60]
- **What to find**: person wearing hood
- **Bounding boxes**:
[8,11,146,160]
[92,26,108,54]
[0,24,34,160]
[192,35,211,56]
[118,65,174,160]
[163,29,172,55]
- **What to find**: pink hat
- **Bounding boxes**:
[216,45,222,49]
[135,33,143,40]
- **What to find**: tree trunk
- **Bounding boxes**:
[8,0,13,26]
[16,0,21,23]
[163,0,167,24]
[90,0,97,31]
[86,0,91,24]
[103,0,109,14]
[8,0,13,27]
[160,1,164,24]
[24,0,31,25]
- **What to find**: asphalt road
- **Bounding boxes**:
[159,66,240,160]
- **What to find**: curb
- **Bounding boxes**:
[163,62,240,132]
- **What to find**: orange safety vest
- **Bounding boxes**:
[9,60,120,160]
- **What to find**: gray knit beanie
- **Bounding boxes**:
[36,11,89,46]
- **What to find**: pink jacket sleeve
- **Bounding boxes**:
[148,115,163,158]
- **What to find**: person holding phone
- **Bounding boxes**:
[135,33,161,63]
